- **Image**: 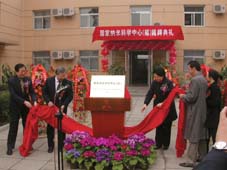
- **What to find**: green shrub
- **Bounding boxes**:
[220,65,227,80]
[0,90,10,125]
[0,84,8,91]
[1,64,14,85]
[108,64,125,75]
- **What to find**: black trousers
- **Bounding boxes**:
[7,106,28,149]
[155,121,172,148]
[208,127,217,144]
[207,127,217,152]
[47,107,67,148]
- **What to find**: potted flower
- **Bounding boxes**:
[64,131,156,170]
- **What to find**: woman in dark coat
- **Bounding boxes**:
[141,66,177,150]
[206,69,222,146]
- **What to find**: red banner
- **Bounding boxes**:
[93,25,184,42]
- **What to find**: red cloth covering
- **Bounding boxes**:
[19,106,92,157]
[176,98,187,157]
[19,87,186,158]
[123,87,186,157]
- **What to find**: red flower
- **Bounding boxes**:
[64,143,74,151]
[121,144,128,150]
[83,151,95,158]
[141,149,151,156]
[113,152,124,161]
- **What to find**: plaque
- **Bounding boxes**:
[90,75,125,98]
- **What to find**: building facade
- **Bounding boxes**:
[0,0,227,85]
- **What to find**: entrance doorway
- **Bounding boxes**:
[129,51,149,85]
[153,50,167,68]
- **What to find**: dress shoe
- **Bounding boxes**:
[196,158,202,162]
[6,148,13,155]
[48,146,54,153]
[179,162,195,168]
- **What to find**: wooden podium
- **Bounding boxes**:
[84,88,131,138]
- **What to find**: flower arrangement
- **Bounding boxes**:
[168,47,176,65]
[101,57,109,72]
[31,64,48,104]
[165,65,182,87]
[220,64,227,80]
[31,64,48,137]
[64,131,156,170]
[72,65,90,122]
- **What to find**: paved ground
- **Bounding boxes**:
[0,86,192,170]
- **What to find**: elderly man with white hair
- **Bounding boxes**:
[43,66,73,153]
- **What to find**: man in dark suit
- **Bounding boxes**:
[43,66,73,153]
[7,63,36,155]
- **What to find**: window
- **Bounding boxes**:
[80,8,98,28]
[131,6,151,26]
[184,6,204,26]
[184,50,205,71]
[80,51,99,71]
[33,51,50,70]
[33,10,51,30]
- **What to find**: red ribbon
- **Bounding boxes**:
[19,106,93,156]
[19,87,186,158]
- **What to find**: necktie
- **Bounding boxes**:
[20,79,24,93]
[57,81,61,91]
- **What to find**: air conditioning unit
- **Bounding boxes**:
[52,8,63,17]
[63,50,75,59]
[63,8,75,16]
[51,51,63,60]
[213,50,225,60]
[213,4,226,14]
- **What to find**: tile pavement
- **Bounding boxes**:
[0,86,192,170]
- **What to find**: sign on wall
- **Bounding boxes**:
[92,25,184,41]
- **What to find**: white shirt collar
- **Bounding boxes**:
[55,76,58,83]
[55,76,60,90]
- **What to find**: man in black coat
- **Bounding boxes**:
[43,66,73,153]
[141,66,177,150]
[7,63,36,155]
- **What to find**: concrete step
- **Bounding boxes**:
[128,86,149,96]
